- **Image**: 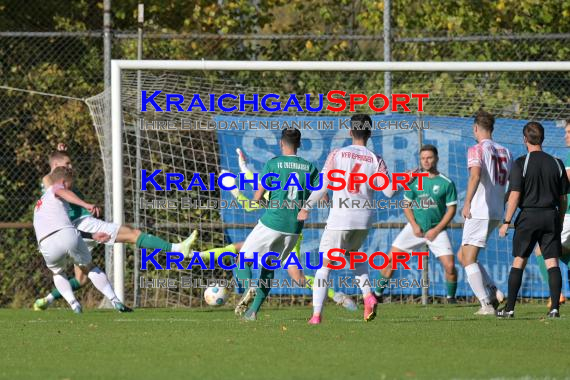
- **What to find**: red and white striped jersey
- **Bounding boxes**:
[467,139,512,219]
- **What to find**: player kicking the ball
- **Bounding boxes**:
[211,148,356,313]
[458,110,512,315]
[33,167,130,313]
[373,144,459,303]
[34,147,197,310]
[299,114,410,324]
[235,128,320,321]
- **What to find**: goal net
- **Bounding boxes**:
[86,61,570,308]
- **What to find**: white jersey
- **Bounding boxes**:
[467,139,512,219]
[33,184,74,242]
[322,144,390,230]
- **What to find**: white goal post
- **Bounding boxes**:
[110,59,570,302]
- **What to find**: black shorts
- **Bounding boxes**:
[512,209,562,260]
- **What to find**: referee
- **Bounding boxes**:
[497,122,569,318]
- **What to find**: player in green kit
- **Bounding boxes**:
[235,128,320,321]
[199,148,356,312]
[374,145,459,302]
[34,147,197,311]
[534,119,570,308]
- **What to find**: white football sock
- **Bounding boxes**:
[88,267,119,303]
[478,263,496,290]
[312,267,330,315]
[45,293,56,304]
[53,274,78,307]
[465,263,490,306]
[354,261,371,296]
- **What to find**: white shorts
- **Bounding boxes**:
[392,223,453,258]
[319,228,369,257]
[241,222,299,265]
[74,216,120,245]
[461,218,500,248]
[39,227,92,275]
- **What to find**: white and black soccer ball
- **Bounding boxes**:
[204,285,229,306]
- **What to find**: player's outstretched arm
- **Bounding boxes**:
[54,187,100,217]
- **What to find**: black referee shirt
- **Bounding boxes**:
[509,151,570,209]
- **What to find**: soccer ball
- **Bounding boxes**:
[204,285,229,306]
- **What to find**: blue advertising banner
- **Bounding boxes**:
[216,114,567,298]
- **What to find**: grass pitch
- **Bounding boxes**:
[0,304,568,380]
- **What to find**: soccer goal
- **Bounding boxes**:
[86,60,570,308]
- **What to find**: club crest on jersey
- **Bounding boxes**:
[433,185,440,194]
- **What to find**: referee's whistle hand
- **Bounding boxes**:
[498,224,509,238]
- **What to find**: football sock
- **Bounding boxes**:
[49,277,82,302]
[53,274,78,307]
[446,281,458,298]
[312,267,330,315]
[506,267,524,312]
[465,263,491,306]
[45,293,56,304]
[249,268,274,313]
[548,267,562,311]
[374,272,388,296]
[88,267,119,302]
[235,263,252,292]
[136,233,172,251]
[303,275,334,298]
[354,261,371,296]
[536,255,549,283]
[478,263,496,290]
[200,244,237,263]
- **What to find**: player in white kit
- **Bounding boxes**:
[458,110,512,315]
[298,114,408,324]
[33,167,131,313]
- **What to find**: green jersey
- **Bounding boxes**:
[404,173,457,233]
[40,182,90,221]
[566,152,570,214]
[259,155,320,234]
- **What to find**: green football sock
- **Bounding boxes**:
[536,255,549,283]
[136,233,172,251]
[375,273,388,295]
[200,243,237,262]
[235,263,252,292]
[249,268,275,313]
[446,281,458,298]
[50,277,82,300]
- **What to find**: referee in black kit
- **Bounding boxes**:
[497,122,570,318]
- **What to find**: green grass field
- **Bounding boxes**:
[1,304,568,380]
